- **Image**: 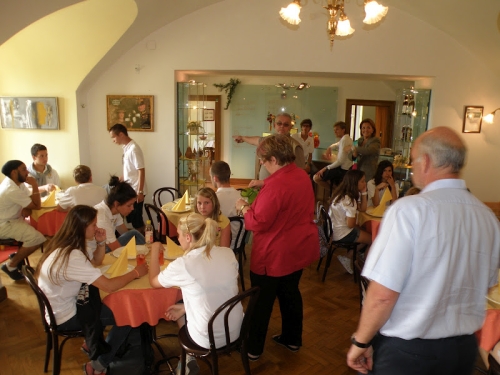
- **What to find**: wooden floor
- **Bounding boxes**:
[0,243,363,375]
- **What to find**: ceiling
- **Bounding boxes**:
[2,0,500,79]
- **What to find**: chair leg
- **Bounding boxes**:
[52,333,60,375]
[44,332,52,372]
[316,257,323,271]
[240,341,252,375]
[180,347,187,375]
[322,247,335,282]
[238,251,246,291]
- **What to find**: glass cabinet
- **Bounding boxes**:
[177,82,209,196]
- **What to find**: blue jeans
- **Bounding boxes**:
[105,230,146,253]
[58,304,131,371]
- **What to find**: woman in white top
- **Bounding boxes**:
[328,170,372,273]
[37,205,148,375]
[149,213,242,373]
[94,176,145,252]
[367,160,398,208]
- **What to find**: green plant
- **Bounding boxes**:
[213,78,241,110]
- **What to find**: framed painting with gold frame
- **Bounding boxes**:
[462,105,483,133]
[106,95,153,132]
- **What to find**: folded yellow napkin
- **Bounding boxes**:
[171,196,186,212]
[182,190,190,205]
[124,236,137,258]
[370,188,392,216]
[165,237,185,259]
[31,187,61,221]
[107,243,129,277]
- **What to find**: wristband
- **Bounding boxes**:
[134,269,140,279]
[239,204,249,216]
[138,191,144,194]
[97,240,106,246]
[350,335,372,348]
[361,192,368,196]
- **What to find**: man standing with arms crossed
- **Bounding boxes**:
[347,127,500,374]
[109,124,147,233]
[0,160,46,280]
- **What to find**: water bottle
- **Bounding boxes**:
[145,220,153,251]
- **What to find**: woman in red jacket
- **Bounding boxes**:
[235,134,320,361]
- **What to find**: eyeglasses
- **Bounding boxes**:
[275,122,291,127]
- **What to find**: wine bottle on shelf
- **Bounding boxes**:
[407,94,414,115]
[402,95,409,114]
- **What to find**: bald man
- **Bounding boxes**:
[347,127,500,375]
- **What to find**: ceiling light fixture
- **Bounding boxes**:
[279,0,388,47]
[484,108,500,124]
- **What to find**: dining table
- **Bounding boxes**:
[357,211,382,242]
[161,201,195,237]
[29,208,67,236]
[99,252,182,327]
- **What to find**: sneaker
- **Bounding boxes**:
[176,355,200,375]
[1,264,24,281]
[247,353,261,362]
[8,253,23,270]
[81,341,90,357]
[272,334,300,352]
[337,255,353,275]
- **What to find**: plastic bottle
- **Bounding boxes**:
[145,220,153,250]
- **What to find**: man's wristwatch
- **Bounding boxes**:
[138,191,144,194]
[350,335,372,348]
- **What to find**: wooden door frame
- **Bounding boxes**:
[345,99,395,148]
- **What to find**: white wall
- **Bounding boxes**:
[81,0,500,201]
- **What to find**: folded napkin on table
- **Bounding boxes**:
[370,188,392,217]
[165,237,185,259]
[182,190,190,204]
[124,236,137,258]
[171,197,186,212]
[106,243,129,277]
[31,187,61,221]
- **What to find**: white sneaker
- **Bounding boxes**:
[176,355,200,375]
[337,255,353,274]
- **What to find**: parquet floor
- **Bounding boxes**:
[0,243,361,375]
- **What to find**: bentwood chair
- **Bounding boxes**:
[0,238,32,265]
[316,206,359,283]
[178,286,260,375]
[21,265,84,375]
[228,216,248,291]
[152,187,181,208]
[144,203,175,243]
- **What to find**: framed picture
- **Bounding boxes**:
[106,95,153,132]
[462,105,483,133]
[203,109,214,121]
[0,97,59,130]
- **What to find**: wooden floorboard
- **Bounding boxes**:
[0,243,489,375]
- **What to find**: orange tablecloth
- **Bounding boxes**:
[161,202,195,236]
[30,210,67,236]
[99,254,182,327]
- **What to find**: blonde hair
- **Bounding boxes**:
[178,213,218,258]
[195,187,221,221]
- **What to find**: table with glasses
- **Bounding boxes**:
[99,253,182,327]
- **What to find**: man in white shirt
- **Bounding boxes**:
[314,121,353,191]
[109,124,147,233]
[347,127,500,375]
[0,160,46,280]
[291,119,314,173]
[57,165,107,211]
[26,143,61,197]
[210,161,243,249]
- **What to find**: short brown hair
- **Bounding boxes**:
[210,161,231,184]
[333,121,347,131]
[73,165,92,184]
[31,143,47,157]
[109,123,128,136]
[257,134,295,166]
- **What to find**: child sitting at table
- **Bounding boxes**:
[37,205,148,375]
[366,160,398,208]
[148,213,242,375]
[194,187,231,247]
[328,170,372,274]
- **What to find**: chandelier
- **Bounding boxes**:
[279,0,388,47]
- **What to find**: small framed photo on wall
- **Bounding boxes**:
[203,109,214,121]
[462,105,483,133]
[106,95,153,132]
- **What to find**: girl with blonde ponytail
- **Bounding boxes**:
[149,213,242,373]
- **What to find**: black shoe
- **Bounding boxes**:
[247,353,261,362]
[272,335,300,352]
[1,264,24,281]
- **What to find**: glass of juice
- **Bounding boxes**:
[136,253,146,266]
[158,246,165,266]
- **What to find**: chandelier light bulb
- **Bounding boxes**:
[363,0,388,24]
[279,1,302,25]
[336,17,355,36]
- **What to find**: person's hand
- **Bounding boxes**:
[94,227,106,243]
[248,179,264,189]
[119,176,124,182]
[233,135,244,143]
[25,176,38,186]
[316,168,326,178]
[21,208,32,217]
[323,148,332,160]
[137,192,145,203]
[46,184,56,192]
[134,263,149,277]
[386,175,396,188]
[376,182,388,191]
[235,198,248,211]
[346,345,373,374]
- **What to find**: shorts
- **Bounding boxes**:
[338,227,360,243]
[322,167,349,186]
[126,200,145,229]
[0,219,46,247]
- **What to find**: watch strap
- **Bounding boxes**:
[350,335,372,348]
